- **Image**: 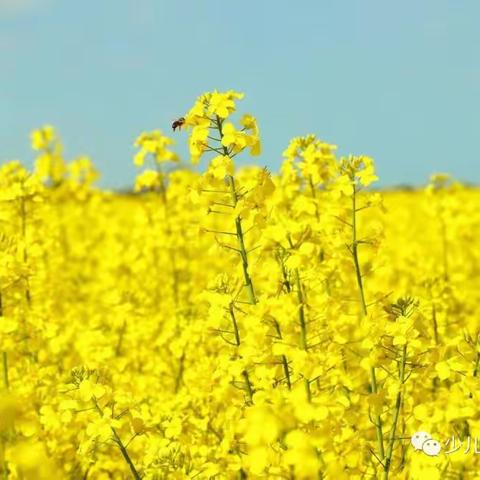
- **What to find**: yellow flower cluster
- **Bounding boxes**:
[184,90,261,164]
[0,92,479,479]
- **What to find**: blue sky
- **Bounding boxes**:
[1,0,479,188]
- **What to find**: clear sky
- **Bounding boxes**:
[1,0,479,188]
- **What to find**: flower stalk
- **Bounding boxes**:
[382,344,407,480]
[92,399,141,480]
[349,179,385,468]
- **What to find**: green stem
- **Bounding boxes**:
[2,353,8,390]
[237,469,247,480]
[308,175,320,222]
[473,351,480,378]
[92,399,141,480]
[229,305,242,346]
[350,182,385,465]
[370,367,385,463]
[214,116,257,403]
[351,183,367,316]
[285,237,309,350]
[111,427,141,480]
[281,355,292,390]
[214,116,257,306]
[115,320,127,356]
[295,269,308,351]
[275,255,292,389]
[229,306,253,403]
[294,269,312,400]
[382,345,407,480]
[227,175,257,305]
[305,378,312,402]
[242,370,254,404]
[285,236,311,399]
[174,351,185,393]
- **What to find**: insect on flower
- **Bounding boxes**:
[172,117,185,132]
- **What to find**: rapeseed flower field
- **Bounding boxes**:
[1,91,479,479]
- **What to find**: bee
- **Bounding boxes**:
[171,117,185,132]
